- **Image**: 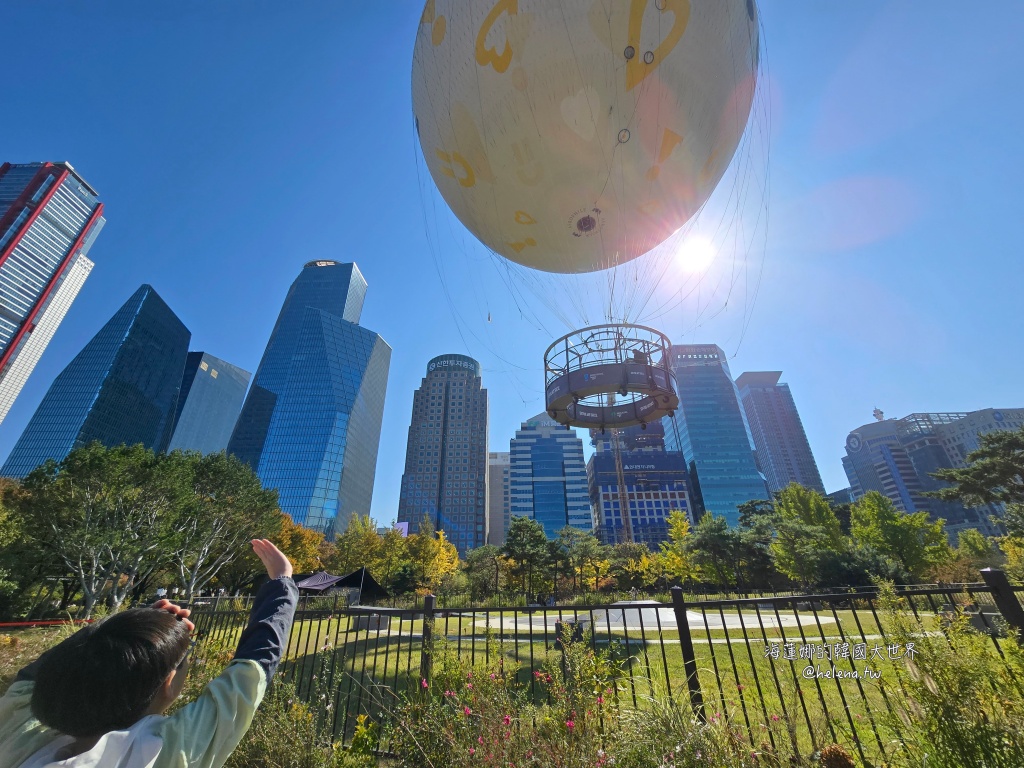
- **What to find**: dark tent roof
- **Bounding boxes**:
[294,567,387,599]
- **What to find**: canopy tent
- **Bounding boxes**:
[293,567,387,601]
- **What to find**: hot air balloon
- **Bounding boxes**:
[412,0,760,275]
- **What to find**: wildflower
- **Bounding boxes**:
[468,671,473,678]
[421,678,428,689]
[770,714,780,722]
[533,670,543,679]
[445,690,455,697]
[566,719,575,730]
[596,696,604,704]
[465,706,472,716]
[490,672,496,679]
[478,736,485,745]
[469,748,476,756]
[737,684,745,691]
[467,682,473,689]
[503,714,511,725]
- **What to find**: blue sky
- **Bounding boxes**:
[2,2,1023,521]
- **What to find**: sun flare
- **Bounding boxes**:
[675,236,717,273]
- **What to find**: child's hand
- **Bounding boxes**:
[252,539,293,580]
[151,599,196,632]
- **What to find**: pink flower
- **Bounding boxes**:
[469,748,475,756]
[445,690,455,697]
[467,683,473,689]
[503,714,511,725]
[478,736,484,745]
[490,673,495,679]
[464,706,472,716]
[467,671,473,678]
[566,719,575,730]
[596,696,604,704]
[770,714,780,722]
[421,678,428,689]
[533,670,543,679]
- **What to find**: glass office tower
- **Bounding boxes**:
[588,423,691,547]
[1,285,190,477]
[0,162,106,424]
[167,352,251,454]
[228,261,390,538]
[663,344,768,526]
[735,371,825,494]
[508,413,591,538]
[397,354,488,555]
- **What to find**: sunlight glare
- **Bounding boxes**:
[675,236,717,273]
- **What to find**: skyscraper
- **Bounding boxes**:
[843,410,1023,538]
[508,413,591,539]
[663,344,768,526]
[735,371,825,494]
[228,261,391,538]
[0,162,106,424]
[487,451,510,546]
[588,422,691,547]
[167,352,251,454]
[397,354,488,555]
[1,285,189,477]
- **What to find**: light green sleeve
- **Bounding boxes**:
[154,659,267,768]
[0,681,60,768]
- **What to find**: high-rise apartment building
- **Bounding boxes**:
[508,413,591,538]
[0,162,106,424]
[663,344,768,526]
[588,422,690,547]
[397,354,488,555]
[228,262,391,538]
[735,371,825,494]
[487,451,510,546]
[841,410,1022,539]
[1,285,189,477]
[167,352,251,454]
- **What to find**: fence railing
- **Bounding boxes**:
[188,569,1024,763]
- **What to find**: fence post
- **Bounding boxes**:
[670,586,705,722]
[420,593,436,688]
[980,568,1024,633]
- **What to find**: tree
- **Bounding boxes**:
[164,451,280,599]
[657,510,699,584]
[501,516,549,594]
[686,513,738,587]
[770,484,848,587]
[15,443,180,616]
[610,541,660,591]
[370,525,411,594]
[426,530,460,591]
[464,544,503,598]
[553,526,604,592]
[327,514,383,576]
[930,426,1024,508]
[850,491,951,581]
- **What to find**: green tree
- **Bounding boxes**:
[610,541,659,591]
[930,426,1024,510]
[327,514,383,576]
[15,443,180,616]
[464,544,503,598]
[770,484,848,587]
[501,516,549,594]
[165,450,280,599]
[687,513,738,587]
[370,525,411,594]
[850,491,951,580]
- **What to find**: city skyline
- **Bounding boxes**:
[1,4,1022,523]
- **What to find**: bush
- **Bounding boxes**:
[878,584,1024,767]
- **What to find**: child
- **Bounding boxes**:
[0,539,298,768]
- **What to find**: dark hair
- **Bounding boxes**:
[31,608,191,737]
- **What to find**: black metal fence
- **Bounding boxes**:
[189,569,1024,763]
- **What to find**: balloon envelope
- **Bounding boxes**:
[412,0,759,274]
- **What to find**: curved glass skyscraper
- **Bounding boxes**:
[228,261,391,538]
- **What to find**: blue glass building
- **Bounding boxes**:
[397,354,489,555]
[662,344,768,526]
[167,352,251,454]
[588,423,691,547]
[508,413,591,538]
[228,261,390,538]
[1,285,190,477]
